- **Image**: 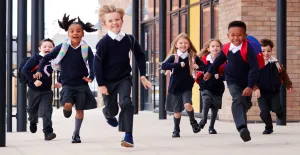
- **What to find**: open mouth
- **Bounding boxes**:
[72,36,79,39]
[44,50,50,54]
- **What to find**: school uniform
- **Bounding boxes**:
[197,54,225,130]
[94,31,146,133]
[257,57,292,132]
[161,53,203,113]
[37,40,97,111]
[208,42,259,134]
[22,53,54,136]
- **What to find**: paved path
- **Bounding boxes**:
[1,108,300,155]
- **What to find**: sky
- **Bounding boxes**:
[12,0,100,37]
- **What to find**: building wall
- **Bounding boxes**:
[218,0,300,122]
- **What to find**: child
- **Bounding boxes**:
[196,39,225,134]
[94,5,152,147]
[161,33,202,138]
[203,21,259,142]
[254,38,293,134]
[35,14,98,143]
[22,38,58,140]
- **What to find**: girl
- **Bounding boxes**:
[161,33,202,138]
[196,39,225,134]
[22,38,58,140]
[94,5,152,147]
[35,14,97,143]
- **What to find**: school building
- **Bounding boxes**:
[98,0,300,122]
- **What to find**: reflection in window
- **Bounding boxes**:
[171,13,179,42]
[172,0,179,10]
[202,6,211,45]
[142,0,154,21]
[155,0,159,16]
[214,4,219,38]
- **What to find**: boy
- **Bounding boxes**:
[203,21,259,142]
[94,5,152,147]
[254,38,293,134]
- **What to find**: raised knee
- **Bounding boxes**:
[64,102,73,110]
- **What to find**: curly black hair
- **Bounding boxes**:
[58,13,97,32]
[228,21,247,32]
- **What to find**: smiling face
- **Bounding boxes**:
[176,38,190,53]
[39,41,54,55]
[227,27,247,46]
[262,45,272,61]
[103,12,123,34]
[68,24,84,46]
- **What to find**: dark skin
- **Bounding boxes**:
[203,27,253,96]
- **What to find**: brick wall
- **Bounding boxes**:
[218,0,300,122]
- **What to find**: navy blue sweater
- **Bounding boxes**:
[258,62,281,94]
[94,34,146,86]
[22,54,53,91]
[199,61,225,96]
[162,55,203,94]
[38,44,94,86]
[208,43,259,89]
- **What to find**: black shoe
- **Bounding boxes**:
[44,133,56,141]
[29,123,37,133]
[263,129,273,134]
[190,120,201,133]
[199,120,206,129]
[63,109,72,118]
[239,128,251,142]
[209,128,217,134]
[172,130,180,138]
[72,134,81,143]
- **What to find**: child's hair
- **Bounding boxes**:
[98,5,125,23]
[166,33,198,76]
[198,39,222,57]
[58,14,97,32]
[228,21,247,32]
[260,38,274,49]
[39,38,55,47]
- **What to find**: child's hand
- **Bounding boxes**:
[34,72,42,79]
[193,64,199,69]
[180,62,185,68]
[34,80,42,87]
[83,76,92,83]
[214,74,219,79]
[99,86,109,95]
[242,87,253,96]
[140,76,152,90]
[288,87,294,93]
[254,89,261,98]
[54,82,62,88]
[203,72,211,81]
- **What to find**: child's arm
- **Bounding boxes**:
[280,65,293,89]
[94,41,106,86]
[207,51,227,74]
[246,45,259,89]
[87,47,94,80]
[22,55,39,83]
[37,45,60,73]
[161,55,181,70]
[131,37,147,77]
[195,56,205,71]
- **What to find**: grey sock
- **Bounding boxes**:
[73,118,83,135]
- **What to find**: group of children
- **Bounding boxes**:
[21,4,293,148]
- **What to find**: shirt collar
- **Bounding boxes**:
[229,42,243,54]
[67,39,85,49]
[265,56,278,65]
[39,52,45,57]
[206,54,214,63]
[107,30,126,41]
[176,49,189,59]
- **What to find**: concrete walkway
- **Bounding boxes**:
[1,108,300,155]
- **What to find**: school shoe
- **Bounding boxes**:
[63,109,72,118]
[121,133,134,147]
[190,120,201,133]
[172,130,180,138]
[208,128,217,134]
[262,129,273,134]
[102,106,118,127]
[199,120,206,129]
[239,128,251,142]
[29,123,37,133]
[44,133,56,141]
[72,134,81,143]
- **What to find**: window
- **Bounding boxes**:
[202,6,211,46]
[171,13,179,42]
[172,0,179,10]
[214,3,219,38]
[142,0,154,21]
[180,10,188,33]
